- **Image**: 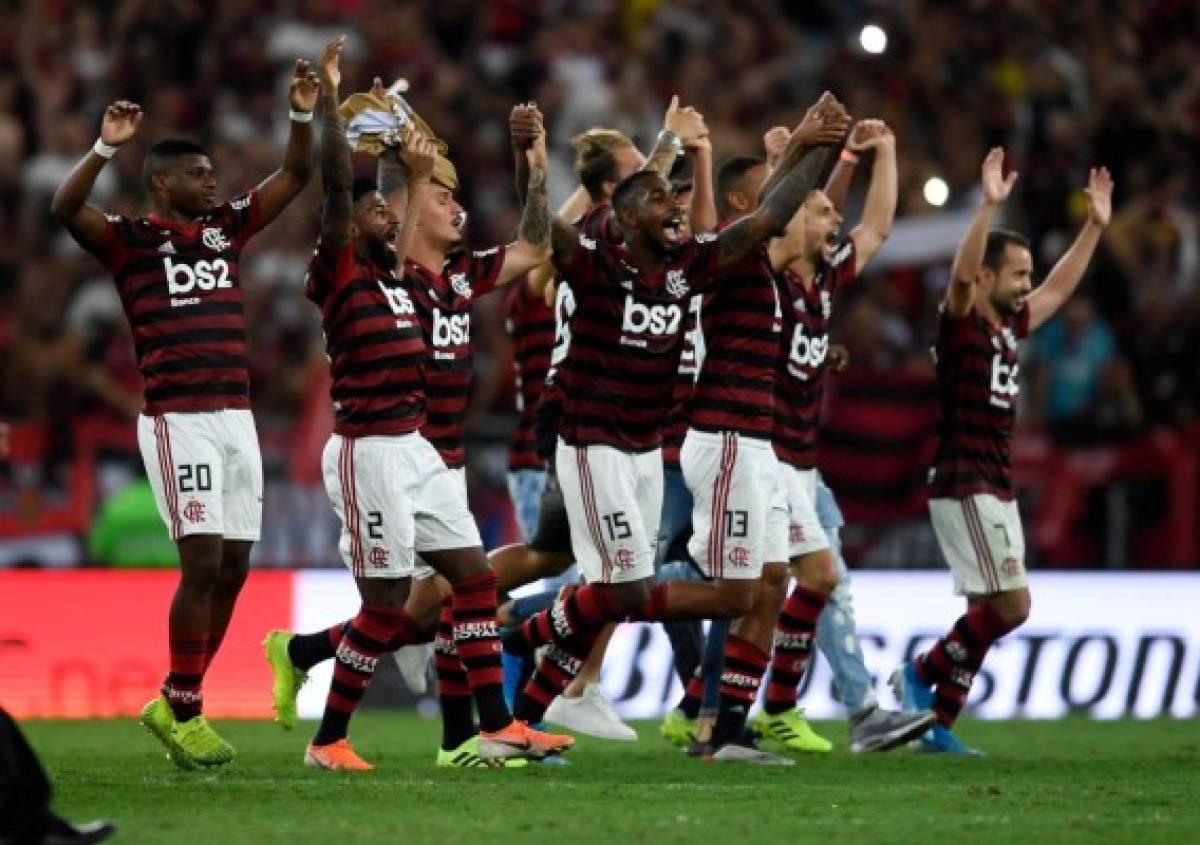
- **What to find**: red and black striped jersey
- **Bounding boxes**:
[305,240,426,437]
[404,246,507,468]
[88,192,264,415]
[688,248,781,441]
[557,231,723,452]
[661,295,702,467]
[929,303,1030,500]
[773,240,858,469]
[535,203,619,456]
[505,281,555,471]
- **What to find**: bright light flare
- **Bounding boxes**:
[860,24,888,55]
[924,176,950,207]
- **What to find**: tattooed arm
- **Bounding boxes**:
[716,95,850,271]
[498,127,552,286]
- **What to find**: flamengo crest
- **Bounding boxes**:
[665,269,689,297]
[202,228,231,252]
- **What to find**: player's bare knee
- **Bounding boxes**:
[999,588,1031,630]
[536,549,574,578]
[216,541,251,594]
[357,577,411,609]
[611,579,652,613]
[177,536,223,592]
[792,550,837,594]
[425,547,488,584]
[722,581,758,617]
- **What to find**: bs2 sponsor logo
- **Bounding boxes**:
[787,324,829,378]
[164,256,232,294]
[620,295,682,335]
[431,308,471,346]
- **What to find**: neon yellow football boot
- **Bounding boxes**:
[659,708,698,748]
[171,715,235,768]
[752,707,833,753]
[263,630,307,730]
[139,695,192,770]
[436,735,529,769]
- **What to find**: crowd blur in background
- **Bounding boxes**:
[1,0,1197,569]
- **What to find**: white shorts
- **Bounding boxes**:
[321,432,481,579]
[929,494,1027,596]
[776,463,831,558]
[138,410,263,542]
[556,439,662,584]
[681,430,785,580]
[413,467,470,581]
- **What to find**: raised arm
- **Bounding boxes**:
[537,186,595,293]
[510,101,539,206]
[497,125,552,286]
[847,120,898,274]
[252,41,329,226]
[716,95,850,270]
[773,122,853,214]
[1026,167,1113,331]
[643,95,707,178]
[758,93,846,204]
[393,133,437,266]
[946,147,1016,317]
[316,38,352,244]
[687,136,717,233]
[51,100,143,253]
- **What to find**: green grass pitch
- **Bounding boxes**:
[22,715,1199,844]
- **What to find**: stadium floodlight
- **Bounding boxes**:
[923,176,950,207]
[860,24,888,55]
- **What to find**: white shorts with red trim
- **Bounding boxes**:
[556,438,661,584]
[776,464,831,559]
[412,467,468,581]
[320,432,481,580]
[137,410,263,543]
[682,430,782,580]
[929,494,1027,596]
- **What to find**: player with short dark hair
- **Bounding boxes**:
[477,106,710,741]
[260,42,571,771]
[51,46,321,770]
[502,94,852,732]
[892,148,1114,753]
[657,152,768,751]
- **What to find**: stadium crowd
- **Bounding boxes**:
[1,0,1197,568]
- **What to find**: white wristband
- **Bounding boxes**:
[289,108,313,123]
[93,138,118,159]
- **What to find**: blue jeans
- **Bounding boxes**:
[813,471,876,713]
[506,468,548,544]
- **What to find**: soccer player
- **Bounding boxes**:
[489,104,709,598]
[503,94,852,731]
[657,154,767,753]
[51,50,321,769]
[398,106,591,766]
[486,109,708,741]
[892,148,1114,753]
[262,43,571,770]
[731,119,934,755]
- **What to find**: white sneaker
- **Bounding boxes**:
[392,642,433,695]
[710,743,795,765]
[583,685,637,741]
[544,685,637,741]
